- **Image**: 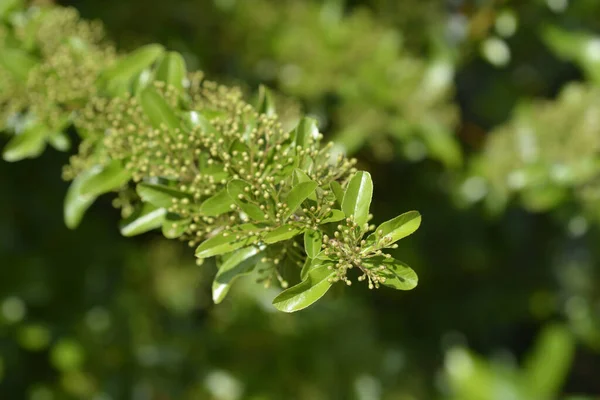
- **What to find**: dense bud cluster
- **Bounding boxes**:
[0,3,420,311]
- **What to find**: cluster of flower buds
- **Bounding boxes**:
[0,3,421,312]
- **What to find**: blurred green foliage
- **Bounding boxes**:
[1,0,600,398]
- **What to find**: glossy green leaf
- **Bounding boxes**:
[300,255,333,281]
[283,181,318,220]
[161,213,190,239]
[139,87,180,130]
[0,47,37,83]
[292,169,317,200]
[257,85,275,117]
[330,181,344,206]
[342,171,373,227]
[263,225,302,244]
[2,124,47,162]
[120,204,166,237]
[293,117,318,149]
[154,51,187,91]
[101,44,164,85]
[304,229,322,258]
[212,247,262,304]
[48,132,71,152]
[227,179,267,221]
[272,265,335,312]
[364,211,421,251]
[184,111,221,136]
[64,167,103,229]
[195,230,259,258]
[136,183,192,208]
[523,325,574,399]
[365,256,418,290]
[319,209,345,224]
[198,189,234,217]
[79,160,131,196]
[131,69,154,94]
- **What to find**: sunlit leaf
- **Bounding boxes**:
[195,229,259,258]
[100,44,164,86]
[263,224,302,244]
[2,124,47,162]
[139,87,180,130]
[64,167,103,229]
[136,183,192,208]
[364,211,421,251]
[365,256,418,290]
[283,181,318,220]
[161,213,190,239]
[79,160,131,196]
[212,246,262,304]
[198,189,234,217]
[154,51,187,91]
[319,209,345,224]
[257,85,275,117]
[120,204,166,237]
[293,117,318,149]
[330,181,344,206]
[272,265,335,312]
[228,179,267,221]
[304,229,322,258]
[342,171,372,227]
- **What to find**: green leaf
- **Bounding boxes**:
[154,51,187,91]
[293,117,318,149]
[330,181,344,206]
[183,111,221,136]
[227,179,267,221]
[364,211,421,251]
[257,85,276,117]
[101,44,164,85]
[263,225,302,244]
[272,265,335,312]
[523,325,574,399]
[283,181,318,220]
[342,171,373,227]
[161,213,190,239]
[136,183,192,208]
[120,204,166,237]
[304,229,322,258]
[198,189,234,217]
[131,69,154,94]
[319,209,345,224]
[212,247,262,304]
[0,47,37,83]
[48,132,71,152]
[365,256,418,290]
[195,229,259,258]
[139,87,180,130]
[79,160,131,196]
[64,167,104,229]
[293,169,317,200]
[301,255,333,281]
[2,124,47,162]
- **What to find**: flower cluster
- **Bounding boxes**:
[0,3,421,312]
